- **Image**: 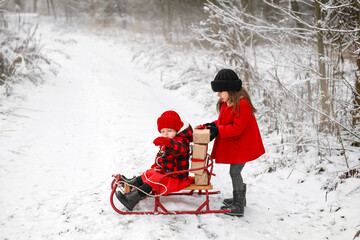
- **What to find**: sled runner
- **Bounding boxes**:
[110,154,230,215]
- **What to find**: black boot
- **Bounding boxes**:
[222,183,246,206]
[116,190,143,211]
[221,191,245,217]
[120,175,143,188]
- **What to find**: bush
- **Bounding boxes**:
[0,13,52,96]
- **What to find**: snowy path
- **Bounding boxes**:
[0,26,206,238]
[0,21,358,240]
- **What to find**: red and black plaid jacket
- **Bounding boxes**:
[152,123,193,179]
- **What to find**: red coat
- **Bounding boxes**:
[150,124,193,180]
[211,98,265,164]
[142,123,194,195]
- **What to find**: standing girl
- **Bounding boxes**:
[202,69,265,217]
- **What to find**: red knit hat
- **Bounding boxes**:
[157,110,184,133]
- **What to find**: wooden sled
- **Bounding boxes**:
[110,154,230,215]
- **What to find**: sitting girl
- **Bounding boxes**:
[116,110,193,211]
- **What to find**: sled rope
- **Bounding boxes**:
[113,174,168,197]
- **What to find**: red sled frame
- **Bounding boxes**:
[110,154,230,215]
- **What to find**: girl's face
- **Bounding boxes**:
[160,128,177,139]
[218,91,230,103]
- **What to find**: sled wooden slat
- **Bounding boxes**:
[124,183,131,193]
[183,183,213,191]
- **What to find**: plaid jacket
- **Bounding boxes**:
[152,123,193,179]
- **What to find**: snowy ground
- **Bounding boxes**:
[0,17,359,240]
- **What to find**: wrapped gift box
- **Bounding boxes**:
[190,143,208,175]
[192,143,207,160]
[190,158,205,175]
[195,171,209,185]
[193,129,210,144]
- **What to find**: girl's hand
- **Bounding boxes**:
[153,136,171,147]
[206,125,219,141]
[205,122,216,127]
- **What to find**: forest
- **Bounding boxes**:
[2,0,359,170]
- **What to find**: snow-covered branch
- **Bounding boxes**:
[263,0,360,33]
[268,70,360,140]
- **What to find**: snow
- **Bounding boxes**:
[0,16,359,240]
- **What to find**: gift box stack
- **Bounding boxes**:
[190,128,211,185]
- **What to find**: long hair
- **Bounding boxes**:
[216,88,257,115]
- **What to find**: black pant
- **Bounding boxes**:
[230,163,245,192]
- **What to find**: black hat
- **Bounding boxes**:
[211,69,242,92]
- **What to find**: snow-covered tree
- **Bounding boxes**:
[193,0,360,168]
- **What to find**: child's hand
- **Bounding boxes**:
[196,123,215,129]
[195,124,207,129]
[153,136,171,147]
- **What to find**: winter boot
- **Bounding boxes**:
[222,183,246,206]
[116,190,143,211]
[221,191,245,217]
[119,175,143,188]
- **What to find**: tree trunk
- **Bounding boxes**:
[315,0,330,131]
[291,0,305,30]
[33,0,37,12]
[355,2,360,127]
[50,0,57,19]
[64,0,70,22]
[354,52,360,127]
[14,0,23,10]
[241,0,253,14]
[159,0,172,42]
[356,0,360,44]
[46,0,50,15]
[159,0,167,38]
[90,0,96,19]
[166,0,172,43]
